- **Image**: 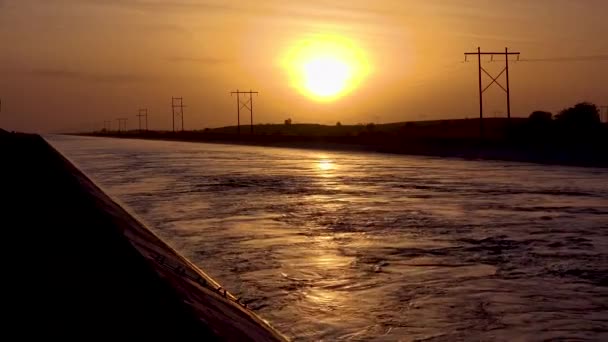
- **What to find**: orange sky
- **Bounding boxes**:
[0,0,607,132]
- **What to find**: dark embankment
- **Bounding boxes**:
[0,130,285,341]
[80,117,608,167]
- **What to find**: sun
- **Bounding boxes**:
[302,57,350,98]
[283,34,369,102]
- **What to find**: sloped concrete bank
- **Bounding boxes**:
[1,130,285,341]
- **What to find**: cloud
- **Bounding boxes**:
[51,0,236,13]
[49,0,383,25]
[166,56,231,64]
[29,68,152,83]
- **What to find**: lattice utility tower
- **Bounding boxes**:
[172,97,185,132]
[103,120,112,132]
[116,118,128,132]
[230,89,259,134]
[464,47,521,138]
[137,108,148,131]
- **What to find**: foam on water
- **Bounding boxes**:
[48,135,608,341]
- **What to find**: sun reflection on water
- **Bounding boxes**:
[47,136,608,341]
[317,159,334,171]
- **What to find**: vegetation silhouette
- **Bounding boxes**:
[556,102,601,127]
[84,101,607,167]
[528,111,552,124]
[518,102,605,147]
[554,102,603,144]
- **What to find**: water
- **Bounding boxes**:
[47,135,608,341]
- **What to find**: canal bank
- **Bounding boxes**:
[0,130,284,341]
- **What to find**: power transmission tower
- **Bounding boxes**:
[116,118,128,132]
[464,47,521,138]
[171,97,185,132]
[230,89,259,134]
[137,108,148,131]
[103,120,112,132]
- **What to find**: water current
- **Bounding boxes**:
[47,135,608,341]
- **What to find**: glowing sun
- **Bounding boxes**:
[283,35,369,102]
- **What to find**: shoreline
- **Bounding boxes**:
[2,130,285,340]
[73,132,608,168]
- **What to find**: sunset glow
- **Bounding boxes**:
[3,1,608,340]
[0,1,606,132]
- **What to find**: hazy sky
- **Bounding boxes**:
[1,0,607,132]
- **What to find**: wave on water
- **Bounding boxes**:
[48,135,608,341]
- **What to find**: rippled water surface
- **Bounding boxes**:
[47,135,608,341]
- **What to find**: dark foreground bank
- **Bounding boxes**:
[0,129,285,341]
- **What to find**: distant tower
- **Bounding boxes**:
[137,109,148,131]
[464,47,521,138]
[172,97,185,132]
[230,90,259,134]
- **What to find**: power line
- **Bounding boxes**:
[464,47,521,139]
[230,90,259,134]
[518,55,608,63]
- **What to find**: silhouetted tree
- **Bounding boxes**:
[336,121,342,127]
[518,110,554,143]
[528,111,552,124]
[554,102,602,144]
[555,102,600,127]
[284,118,292,126]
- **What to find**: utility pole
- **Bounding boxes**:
[171,97,185,132]
[116,118,128,133]
[600,106,608,123]
[232,90,241,135]
[505,47,512,122]
[230,90,259,134]
[137,108,148,132]
[464,47,521,139]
